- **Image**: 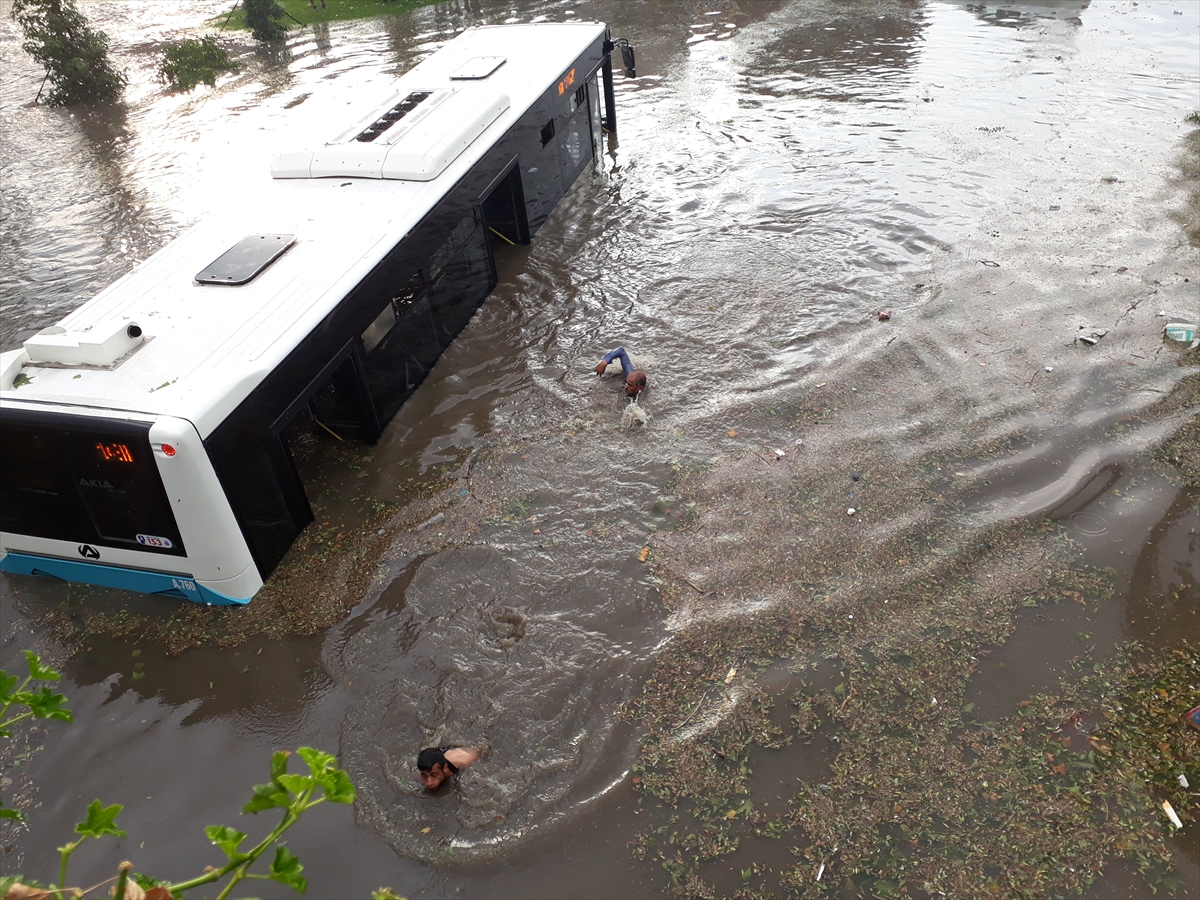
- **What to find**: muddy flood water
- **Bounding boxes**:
[2,1,1198,898]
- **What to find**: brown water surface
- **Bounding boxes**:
[2,1,1197,897]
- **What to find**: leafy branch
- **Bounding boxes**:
[2,653,369,899]
[167,747,355,899]
[0,650,72,821]
[1,747,356,900]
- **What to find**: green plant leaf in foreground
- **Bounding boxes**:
[318,767,356,804]
[0,671,20,702]
[76,799,126,840]
[205,824,250,863]
[243,781,292,815]
[22,650,61,682]
[24,686,72,722]
[297,746,356,804]
[269,845,307,893]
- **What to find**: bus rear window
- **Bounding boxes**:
[0,409,185,557]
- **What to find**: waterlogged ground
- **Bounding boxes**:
[1,1,1198,898]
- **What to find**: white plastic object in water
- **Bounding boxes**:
[1162,800,1184,830]
[1164,323,1197,342]
[621,398,648,430]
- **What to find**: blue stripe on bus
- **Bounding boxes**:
[0,552,250,606]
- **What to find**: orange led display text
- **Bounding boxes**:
[96,442,134,463]
[557,68,576,96]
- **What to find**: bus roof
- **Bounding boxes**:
[0,21,607,438]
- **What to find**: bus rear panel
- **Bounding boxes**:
[0,404,260,604]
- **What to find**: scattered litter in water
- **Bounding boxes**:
[1162,800,1184,829]
[415,512,445,532]
[622,396,649,430]
[1164,323,1196,342]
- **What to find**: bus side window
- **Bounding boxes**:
[361,272,425,356]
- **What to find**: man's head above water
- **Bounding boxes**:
[624,369,647,397]
[594,347,647,397]
[417,745,481,790]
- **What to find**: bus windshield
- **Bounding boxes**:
[0,409,185,557]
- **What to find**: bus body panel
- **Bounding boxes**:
[0,24,619,605]
[0,401,261,603]
[0,553,249,606]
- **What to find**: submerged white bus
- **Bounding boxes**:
[0,22,626,605]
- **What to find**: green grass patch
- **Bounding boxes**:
[214,0,440,32]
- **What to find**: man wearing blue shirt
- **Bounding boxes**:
[594,346,647,397]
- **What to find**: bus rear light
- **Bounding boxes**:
[160,443,177,457]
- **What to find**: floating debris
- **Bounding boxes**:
[415,512,445,532]
[1163,800,1184,830]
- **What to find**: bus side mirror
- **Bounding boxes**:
[620,44,636,78]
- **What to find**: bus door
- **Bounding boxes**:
[586,73,604,163]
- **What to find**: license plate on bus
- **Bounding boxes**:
[136,534,175,549]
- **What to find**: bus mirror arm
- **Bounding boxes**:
[604,38,636,78]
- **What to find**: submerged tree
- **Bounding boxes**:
[159,36,240,92]
[11,0,125,106]
[244,0,290,43]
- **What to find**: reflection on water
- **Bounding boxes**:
[2,0,1198,895]
[960,1,1091,29]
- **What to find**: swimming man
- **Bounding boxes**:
[417,745,481,790]
[594,346,648,397]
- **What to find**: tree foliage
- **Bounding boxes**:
[244,0,290,43]
[1,653,359,899]
[159,37,240,93]
[10,0,125,106]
